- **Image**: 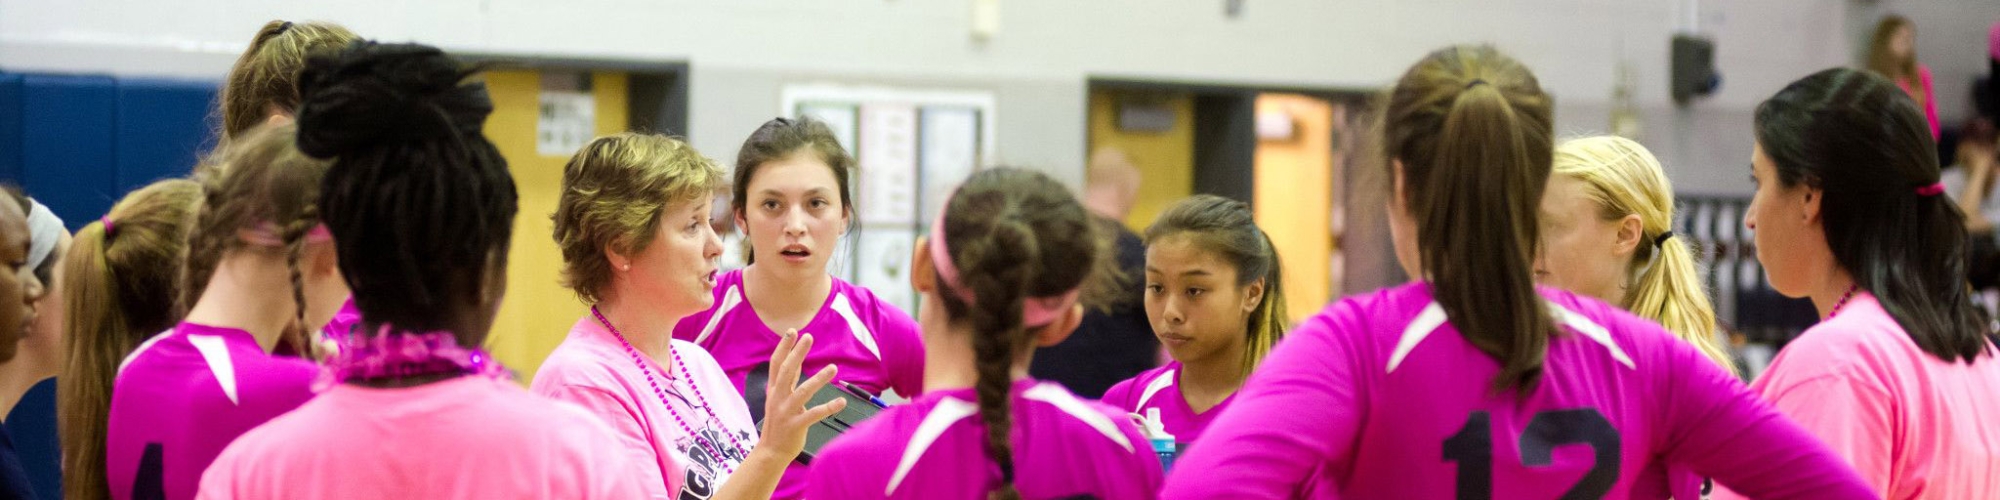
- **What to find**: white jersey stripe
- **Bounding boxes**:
[1023,383,1134,452]
[694,284,744,346]
[1388,301,1635,373]
[187,334,241,405]
[830,293,882,360]
[1134,369,1178,410]
[116,329,176,376]
[887,397,978,496]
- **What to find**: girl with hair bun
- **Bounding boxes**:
[196,42,641,499]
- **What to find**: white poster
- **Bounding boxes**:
[797,103,860,155]
[857,104,920,225]
[920,107,980,223]
[851,225,918,314]
[537,91,595,157]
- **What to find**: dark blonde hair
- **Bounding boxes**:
[932,168,1103,500]
[1383,45,1555,394]
[182,122,332,358]
[1866,15,1926,110]
[1144,194,1288,376]
[554,133,725,303]
[219,20,358,140]
[58,179,202,500]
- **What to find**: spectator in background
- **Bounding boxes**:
[1029,146,1155,398]
[1868,15,1942,139]
[1945,119,2000,288]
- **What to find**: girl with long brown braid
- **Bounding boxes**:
[806,168,1163,500]
[105,122,349,500]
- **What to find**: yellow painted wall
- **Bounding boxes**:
[1252,93,1334,323]
[481,70,629,381]
[1087,90,1193,231]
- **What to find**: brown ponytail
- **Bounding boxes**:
[1383,46,1556,394]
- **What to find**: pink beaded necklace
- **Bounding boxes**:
[591,306,749,476]
[1825,284,1860,319]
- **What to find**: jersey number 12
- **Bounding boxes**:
[1442,409,1620,500]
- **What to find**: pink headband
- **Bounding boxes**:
[238,221,334,247]
[929,189,1082,327]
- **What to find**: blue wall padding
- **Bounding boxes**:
[21,74,119,231]
[0,74,23,185]
[115,78,216,194]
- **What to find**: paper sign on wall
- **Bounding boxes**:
[858,104,920,225]
[538,72,595,156]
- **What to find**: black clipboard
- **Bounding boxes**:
[771,382,886,464]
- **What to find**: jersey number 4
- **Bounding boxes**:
[1442,409,1620,500]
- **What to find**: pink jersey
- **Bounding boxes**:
[106,322,316,500]
[1715,293,2000,500]
[532,316,761,499]
[672,269,925,499]
[1163,283,1875,499]
[196,375,644,499]
[806,379,1164,500]
[1101,361,1230,451]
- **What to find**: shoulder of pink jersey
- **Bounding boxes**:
[671,269,747,339]
[1101,363,1174,408]
[830,275,919,327]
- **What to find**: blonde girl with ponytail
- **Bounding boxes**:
[1534,135,1734,375]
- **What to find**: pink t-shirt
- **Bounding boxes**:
[1715,294,2000,500]
[532,316,760,499]
[673,269,925,499]
[1897,64,1941,139]
[196,375,644,499]
[107,322,317,500]
[806,379,1164,499]
[1163,283,1874,499]
[1101,361,1231,452]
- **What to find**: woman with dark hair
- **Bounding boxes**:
[196,42,640,498]
[1160,45,1873,499]
[671,117,926,498]
[1714,67,2000,500]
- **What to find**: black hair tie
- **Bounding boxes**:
[1653,230,1675,247]
[275,21,293,35]
[1465,79,1489,89]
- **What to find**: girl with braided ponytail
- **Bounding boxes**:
[806,168,1163,500]
[198,41,641,499]
[1101,194,1286,451]
[105,121,348,500]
